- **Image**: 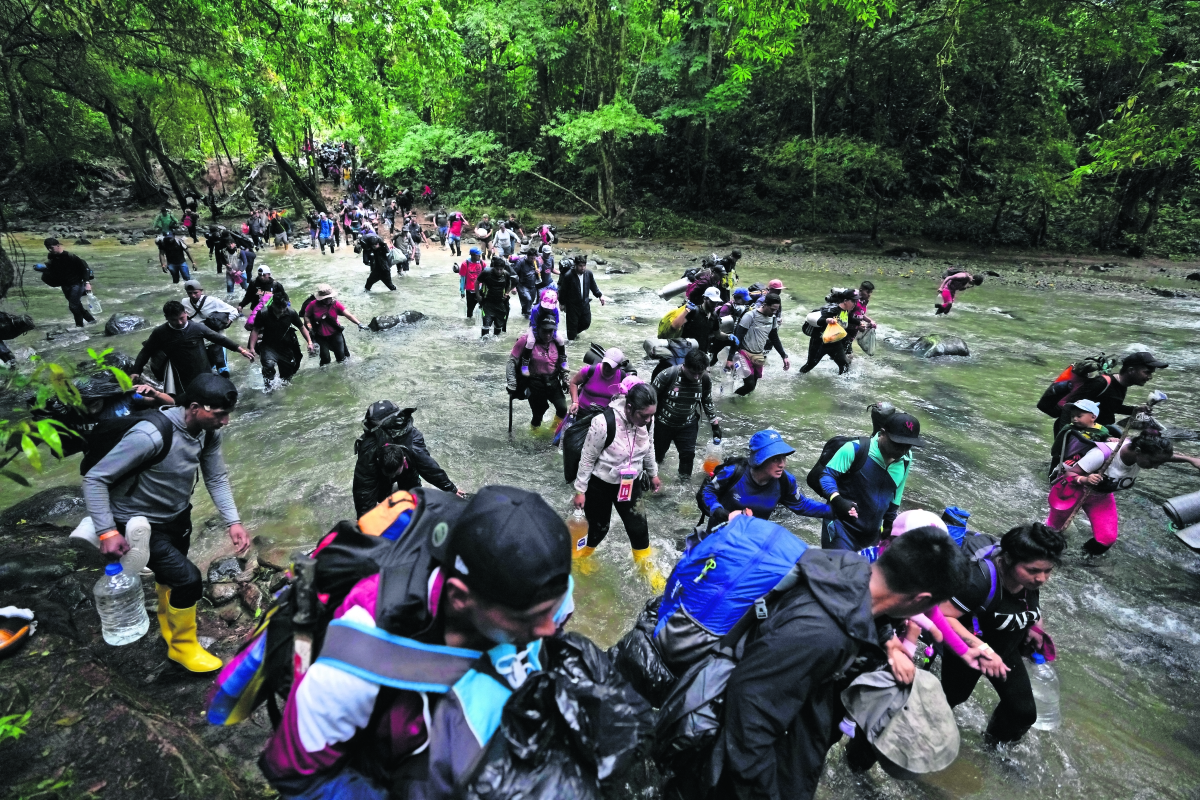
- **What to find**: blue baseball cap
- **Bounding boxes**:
[749,429,795,466]
[733,287,750,302]
[469,247,481,257]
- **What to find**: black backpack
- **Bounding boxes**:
[805,435,872,496]
[562,407,617,484]
[694,456,751,519]
[78,410,175,482]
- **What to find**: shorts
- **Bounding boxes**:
[274,232,288,245]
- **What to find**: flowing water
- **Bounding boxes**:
[5,233,1200,798]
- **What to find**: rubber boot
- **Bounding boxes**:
[550,415,565,433]
[632,548,666,594]
[1082,537,1112,557]
[573,545,598,575]
[155,584,172,647]
[165,602,223,673]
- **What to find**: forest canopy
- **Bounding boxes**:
[0,0,1197,253]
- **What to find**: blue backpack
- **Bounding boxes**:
[653,515,808,673]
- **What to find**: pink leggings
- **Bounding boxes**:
[1045,489,1119,545]
[940,287,954,305]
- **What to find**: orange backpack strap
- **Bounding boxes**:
[359,491,418,539]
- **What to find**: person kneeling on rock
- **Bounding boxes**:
[84,374,251,672]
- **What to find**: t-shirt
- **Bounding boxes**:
[1076,440,1140,492]
[493,228,515,247]
[448,213,465,236]
[435,212,448,226]
[509,332,561,376]
[404,222,423,242]
[160,237,188,265]
[305,300,346,338]
[741,309,780,353]
[950,558,1041,660]
[460,259,483,291]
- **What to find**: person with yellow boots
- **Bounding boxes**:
[572,380,665,590]
[84,373,249,672]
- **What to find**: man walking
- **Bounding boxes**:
[182,280,240,377]
[652,347,719,479]
[39,238,95,328]
[133,300,254,392]
[558,255,605,341]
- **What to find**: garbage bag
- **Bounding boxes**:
[104,314,148,336]
[460,632,655,800]
[0,311,35,341]
[857,327,877,356]
[608,597,678,708]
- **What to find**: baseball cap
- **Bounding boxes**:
[445,486,571,610]
[749,429,795,466]
[703,287,722,302]
[733,287,750,302]
[181,374,238,410]
[882,413,926,447]
[183,280,203,292]
[601,347,625,368]
[767,279,786,290]
[1069,399,1101,416]
[1123,351,1168,370]
[890,509,948,537]
[258,265,272,275]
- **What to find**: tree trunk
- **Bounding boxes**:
[0,48,28,167]
[268,137,327,213]
[104,108,163,203]
[990,198,1006,237]
[598,131,618,223]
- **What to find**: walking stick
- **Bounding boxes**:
[508,392,514,435]
[1053,391,1168,532]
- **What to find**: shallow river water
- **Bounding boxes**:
[4,233,1200,799]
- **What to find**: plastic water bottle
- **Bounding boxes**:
[1029,653,1061,730]
[86,291,102,314]
[93,563,149,646]
[567,508,589,547]
[702,439,723,476]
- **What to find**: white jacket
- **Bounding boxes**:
[574,396,657,494]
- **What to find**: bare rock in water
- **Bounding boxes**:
[913,335,970,358]
[1187,272,1200,282]
[0,486,84,529]
[104,314,148,336]
[369,311,425,331]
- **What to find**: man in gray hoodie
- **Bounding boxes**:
[85,374,249,672]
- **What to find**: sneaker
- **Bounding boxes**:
[68,516,100,549]
[120,516,152,575]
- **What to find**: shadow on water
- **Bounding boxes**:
[4,236,1200,798]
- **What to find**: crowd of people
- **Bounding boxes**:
[32,172,1199,800]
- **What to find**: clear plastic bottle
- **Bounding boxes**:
[702,439,724,476]
[1029,653,1061,730]
[93,563,149,646]
[567,508,589,548]
[86,291,102,315]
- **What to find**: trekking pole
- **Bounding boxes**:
[508,392,514,435]
[1053,391,1168,532]
[290,552,318,675]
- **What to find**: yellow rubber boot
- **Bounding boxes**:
[155,584,172,647]
[165,602,223,673]
[573,545,598,574]
[632,548,667,594]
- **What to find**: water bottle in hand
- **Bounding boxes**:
[1029,653,1061,730]
[93,563,149,646]
[86,291,102,314]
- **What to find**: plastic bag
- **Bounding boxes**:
[461,632,655,800]
[822,319,848,343]
[857,327,877,356]
[732,353,752,379]
[608,598,678,708]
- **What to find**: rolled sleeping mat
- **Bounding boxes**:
[1174,522,1200,551]
[1163,490,1200,529]
[583,343,606,366]
[719,315,735,334]
[658,278,690,300]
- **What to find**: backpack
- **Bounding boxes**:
[78,410,175,481]
[562,406,617,484]
[1036,355,1115,418]
[207,487,470,726]
[653,515,809,674]
[959,533,1002,632]
[657,306,688,339]
[191,295,232,331]
[805,435,872,496]
[694,456,751,520]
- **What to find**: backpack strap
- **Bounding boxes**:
[848,436,871,478]
[316,617,481,693]
[602,406,617,451]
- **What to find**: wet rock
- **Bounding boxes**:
[789,243,806,253]
[593,257,608,265]
[207,556,245,584]
[369,310,425,331]
[1186,273,1200,282]
[1152,288,1182,298]
[0,485,84,529]
[0,559,73,592]
[44,326,90,345]
[104,314,148,336]
[1089,264,1109,272]
[74,238,91,245]
[0,311,35,340]
[986,270,1001,277]
[884,246,921,258]
[207,583,238,606]
[239,583,263,614]
[218,603,244,624]
[913,335,970,358]
[257,546,292,572]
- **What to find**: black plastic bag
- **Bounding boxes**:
[104,313,148,336]
[459,632,655,800]
[609,597,678,708]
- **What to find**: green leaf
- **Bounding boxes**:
[0,470,32,487]
[36,420,64,457]
[20,435,42,472]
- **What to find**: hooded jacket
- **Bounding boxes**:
[352,416,457,516]
[715,549,885,800]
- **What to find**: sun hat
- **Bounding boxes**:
[748,429,795,467]
[315,284,338,301]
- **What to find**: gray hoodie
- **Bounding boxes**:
[82,406,240,533]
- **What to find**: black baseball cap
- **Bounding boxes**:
[445,486,570,610]
[1123,352,1168,370]
[882,412,926,447]
[182,374,238,410]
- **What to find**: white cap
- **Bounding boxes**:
[890,509,948,537]
[703,287,722,301]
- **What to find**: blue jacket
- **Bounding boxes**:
[701,465,830,521]
[318,218,334,238]
[819,438,909,551]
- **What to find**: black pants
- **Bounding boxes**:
[365,267,396,291]
[121,507,202,608]
[313,331,349,365]
[799,335,849,374]
[481,302,508,335]
[527,376,567,426]
[261,344,300,383]
[584,477,649,550]
[942,647,1037,743]
[564,302,591,341]
[465,291,479,318]
[654,419,699,476]
[63,283,95,327]
[206,340,230,375]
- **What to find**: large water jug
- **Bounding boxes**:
[86,291,102,315]
[93,563,149,646]
[1029,653,1061,730]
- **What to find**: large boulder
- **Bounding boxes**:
[104,313,149,336]
[0,485,85,529]
[369,310,426,331]
[0,311,35,341]
[913,335,970,358]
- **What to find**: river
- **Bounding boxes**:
[4,232,1200,799]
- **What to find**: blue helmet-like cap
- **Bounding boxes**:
[469,247,481,257]
[733,287,750,302]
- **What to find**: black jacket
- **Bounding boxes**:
[716,549,885,800]
[132,319,242,391]
[45,251,90,287]
[352,420,457,516]
[558,269,602,307]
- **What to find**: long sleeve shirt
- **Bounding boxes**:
[132,320,243,391]
[573,397,657,493]
[82,406,240,533]
[652,365,716,428]
[700,466,830,520]
[734,309,787,358]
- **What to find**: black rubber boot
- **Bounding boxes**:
[1082,537,1112,556]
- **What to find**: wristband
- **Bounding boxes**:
[98,530,120,541]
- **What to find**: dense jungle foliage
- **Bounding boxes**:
[0,0,1197,253]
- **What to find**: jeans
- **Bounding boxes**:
[319,236,334,254]
[583,477,649,550]
[517,285,535,318]
[206,339,230,375]
[942,647,1036,743]
[166,261,191,283]
[122,507,202,608]
[448,234,461,256]
[313,331,349,365]
[62,283,95,326]
[654,418,700,476]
